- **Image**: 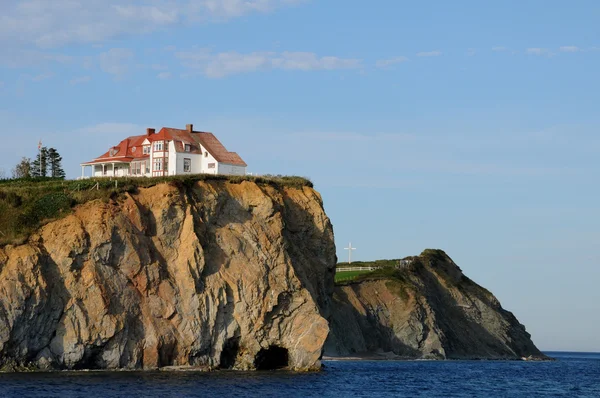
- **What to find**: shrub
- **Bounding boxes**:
[0,192,22,208]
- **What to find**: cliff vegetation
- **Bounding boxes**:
[0,175,312,247]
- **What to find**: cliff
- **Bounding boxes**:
[325,250,546,360]
[0,180,336,371]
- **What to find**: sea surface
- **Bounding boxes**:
[0,352,598,397]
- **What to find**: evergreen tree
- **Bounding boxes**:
[31,147,48,177]
[47,147,66,179]
[11,157,32,179]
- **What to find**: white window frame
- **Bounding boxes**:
[154,141,164,152]
[185,144,191,152]
[153,158,163,171]
[184,158,191,172]
[143,146,150,155]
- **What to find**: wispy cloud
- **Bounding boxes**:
[70,76,91,85]
[98,48,134,76]
[157,72,172,80]
[466,48,477,56]
[416,51,442,57]
[151,64,169,71]
[526,48,554,57]
[77,122,143,136]
[0,0,306,48]
[492,46,509,52]
[289,131,416,143]
[30,72,54,82]
[0,49,73,68]
[176,50,362,78]
[376,56,409,69]
[559,46,580,53]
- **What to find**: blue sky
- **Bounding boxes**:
[1,0,599,352]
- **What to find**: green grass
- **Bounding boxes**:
[335,270,373,283]
[336,259,400,269]
[335,266,414,302]
[0,174,313,247]
[334,259,405,284]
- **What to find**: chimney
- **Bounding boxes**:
[146,128,155,136]
[186,124,193,133]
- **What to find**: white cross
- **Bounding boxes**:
[344,242,356,264]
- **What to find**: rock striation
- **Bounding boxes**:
[0,181,336,371]
[325,250,546,360]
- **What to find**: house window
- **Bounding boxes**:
[143,146,150,155]
[145,160,150,174]
[185,144,191,152]
[154,158,163,171]
[131,162,142,175]
[208,163,216,169]
[154,141,164,152]
[204,151,208,158]
[184,158,191,172]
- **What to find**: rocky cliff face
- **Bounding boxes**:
[0,181,336,371]
[325,250,545,360]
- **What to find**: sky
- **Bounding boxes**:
[1,0,599,352]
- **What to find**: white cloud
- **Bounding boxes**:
[0,0,305,48]
[70,76,91,85]
[526,48,554,57]
[0,49,73,68]
[492,46,508,52]
[176,49,362,78]
[467,48,477,56]
[98,48,135,76]
[30,72,54,82]
[416,51,442,57]
[559,46,580,53]
[77,122,144,136]
[376,56,409,68]
[289,131,416,143]
[157,71,172,79]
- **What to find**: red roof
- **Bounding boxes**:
[81,126,247,167]
[159,128,248,167]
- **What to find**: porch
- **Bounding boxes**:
[80,162,134,179]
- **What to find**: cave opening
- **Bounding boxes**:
[219,337,240,369]
[254,345,289,370]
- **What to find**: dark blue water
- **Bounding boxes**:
[0,352,598,397]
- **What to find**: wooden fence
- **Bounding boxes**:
[335,266,380,273]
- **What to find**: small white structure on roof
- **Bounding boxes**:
[80,124,247,178]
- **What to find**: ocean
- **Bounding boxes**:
[0,352,598,397]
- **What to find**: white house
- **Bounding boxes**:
[80,124,247,178]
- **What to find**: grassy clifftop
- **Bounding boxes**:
[0,174,312,246]
[334,249,450,285]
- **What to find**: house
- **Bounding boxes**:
[80,124,247,178]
